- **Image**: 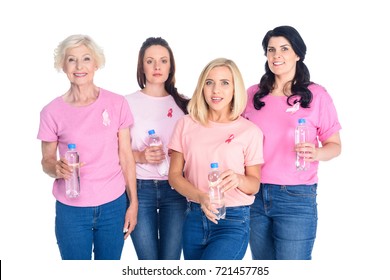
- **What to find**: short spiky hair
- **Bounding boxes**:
[53,34,105,71]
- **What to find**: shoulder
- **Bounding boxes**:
[237,117,263,134]
[125,90,141,101]
[247,84,260,96]
[99,88,128,104]
[40,96,63,113]
[308,83,334,103]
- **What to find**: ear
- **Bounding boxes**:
[296,56,300,61]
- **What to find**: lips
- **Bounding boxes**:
[211,97,223,103]
[74,73,87,77]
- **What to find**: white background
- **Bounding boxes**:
[1,0,389,279]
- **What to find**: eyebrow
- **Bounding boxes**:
[145,56,169,60]
[268,44,290,48]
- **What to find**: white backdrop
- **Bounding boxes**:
[1,0,389,279]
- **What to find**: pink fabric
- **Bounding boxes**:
[37,88,133,206]
[125,91,185,180]
[243,83,342,185]
[168,115,264,207]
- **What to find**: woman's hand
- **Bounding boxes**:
[139,146,166,164]
[123,202,138,240]
[219,169,241,193]
[199,192,220,224]
[295,142,317,162]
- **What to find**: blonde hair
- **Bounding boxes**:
[53,34,105,71]
[187,57,247,125]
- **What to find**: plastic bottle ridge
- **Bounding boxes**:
[208,162,226,219]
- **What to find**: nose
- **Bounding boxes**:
[212,84,220,93]
[76,60,82,70]
[154,62,160,70]
[273,49,282,58]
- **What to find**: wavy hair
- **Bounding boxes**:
[54,34,105,71]
[253,26,313,110]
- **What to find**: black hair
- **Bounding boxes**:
[253,26,313,110]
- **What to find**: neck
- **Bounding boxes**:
[142,84,169,97]
[64,84,100,106]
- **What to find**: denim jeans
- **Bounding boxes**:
[130,179,187,260]
[249,183,318,260]
[55,192,128,260]
[183,202,250,260]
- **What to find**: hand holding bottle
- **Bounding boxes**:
[147,129,169,176]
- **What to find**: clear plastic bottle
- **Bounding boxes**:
[295,118,310,171]
[147,129,169,176]
[65,143,80,198]
[208,162,226,219]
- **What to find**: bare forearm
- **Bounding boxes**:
[169,173,202,203]
[121,157,138,203]
[132,150,145,164]
[237,174,260,195]
[316,142,341,161]
[42,158,58,178]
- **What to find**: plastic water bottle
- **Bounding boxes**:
[208,162,226,219]
[147,129,169,176]
[65,143,80,198]
[295,118,310,171]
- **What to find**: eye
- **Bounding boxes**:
[282,47,289,51]
[67,57,75,63]
[162,59,168,64]
[205,80,213,86]
[146,59,153,64]
[222,80,230,86]
[83,56,91,62]
[267,48,274,53]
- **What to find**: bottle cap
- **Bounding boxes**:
[68,143,76,149]
[148,129,156,135]
[210,162,219,168]
[298,118,306,124]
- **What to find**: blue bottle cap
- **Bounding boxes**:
[68,143,76,149]
[210,162,219,168]
[148,129,156,135]
[298,118,306,124]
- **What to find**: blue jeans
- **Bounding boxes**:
[249,183,318,260]
[183,202,250,260]
[55,192,128,260]
[130,179,187,260]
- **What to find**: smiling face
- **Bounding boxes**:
[62,44,97,86]
[203,66,234,121]
[143,45,170,86]
[266,36,300,81]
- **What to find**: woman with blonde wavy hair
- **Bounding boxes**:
[168,58,264,260]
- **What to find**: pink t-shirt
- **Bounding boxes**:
[168,115,264,207]
[125,91,185,180]
[37,88,134,207]
[243,83,342,185]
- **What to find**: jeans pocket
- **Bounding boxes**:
[224,206,250,223]
[283,184,317,197]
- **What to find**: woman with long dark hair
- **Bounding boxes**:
[244,26,342,260]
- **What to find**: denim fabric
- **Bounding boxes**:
[183,202,250,260]
[55,192,128,260]
[249,183,318,260]
[130,179,187,260]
